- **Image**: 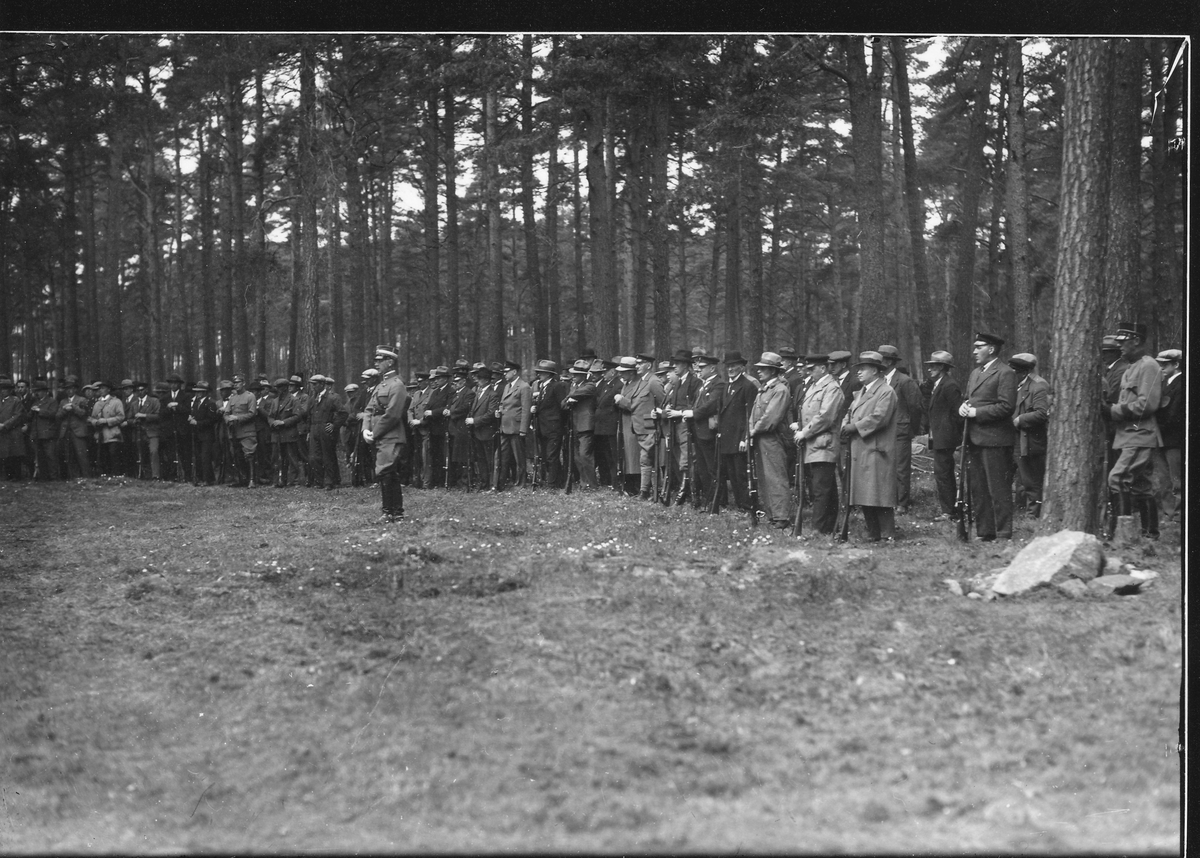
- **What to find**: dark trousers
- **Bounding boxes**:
[472,435,495,489]
[34,438,59,480]
[594,434,617,486]
[968,444,1014,539]
[810,461,838,533]
[497,433,524,489]
[310,427,340,487]
[694,436,717,507]
[861,506,896,540]
[573,430,597,488]
[894,430,912,509]
[537,429,564,487]
[932,447,957,515]
[194,435,215,484]
[718,452,751,510]
[1015,453,1046,509]
[64,433,91,478]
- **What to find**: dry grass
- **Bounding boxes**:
[0,474,1182,852]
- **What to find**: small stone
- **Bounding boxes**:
[944,579,964,596]
[1054,578,1089,598]
[1088,574,1147,595]
[966,592,982,600]
[1103,556,1125,576]
[1127,567,1158,581]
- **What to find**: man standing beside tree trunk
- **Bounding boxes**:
[1106,322,1163,539]
[958,333,1016,541]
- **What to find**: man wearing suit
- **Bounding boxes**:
[493,360,532,491]
[592,360,621,488]
[562,359,599,489]
[422,367,453,489]
[58,377,92,479]
[406,371,431,488]
[684,352,724,510]
[445,368,475,488]
[958,332,1016,540]
[715,351,757,511]
[268,377,305,487]
[28,379,59,480]
[309,374,349,489]
[1010,353,1051,517]
[920,350,963,521]
[160,372,191,481]
[188,381,220,485]
[531,360,569,488]
[614,353,665,500]
[878,345,924,514]
[131,381,163,480]
[1099,336,1128,482]
[465,363,498,489]
[663,348,702,504]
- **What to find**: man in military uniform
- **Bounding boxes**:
[224,375,259,487]
[958,332,1016,541]
[288,374,311,485]
[362,345,410,521]
[1009,353,1051,517]
[1106,322,1163,539]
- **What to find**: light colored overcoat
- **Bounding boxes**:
[844,377,898,507]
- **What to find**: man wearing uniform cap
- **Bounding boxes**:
[406,370,432,488]
[445,367,475,488]
[749,352,793,527]
[223,375,259,487]
[878,345,924,514]
[1009,353,1051,517]
[1106,322,1164,538]
[614,354,665,499]
[958,332,1016,540]
[920,350,963,520]
[493,360,531,491]
[363,345,410,521]
[1153,348,1183,523]
[1098,335,1128,482]
[354,368,381,486]
[188,381,220,485]
[419,366,452,489]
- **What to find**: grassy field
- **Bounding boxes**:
[0,473,1182,853]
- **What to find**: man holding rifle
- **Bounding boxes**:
[957,332,1016,541]
[562,359,599,490]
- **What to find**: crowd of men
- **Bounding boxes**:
[0,320,1182,540]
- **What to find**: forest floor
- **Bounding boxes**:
[0,469,1183,853]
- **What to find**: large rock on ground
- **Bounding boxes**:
[990,531,1104,596]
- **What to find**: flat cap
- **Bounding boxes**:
[1156,348,1182,363]
[826,350,852,364]
[1008,353,1037,369]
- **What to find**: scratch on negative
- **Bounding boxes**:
[350,648,407,751]
[191,783,214,818]
[1086,809,1130,816]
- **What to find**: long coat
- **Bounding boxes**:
[1014,373,1051,457]
[717,373,757,455]
[887,369,924,438]
[964,359,1016,447]
[448,384,475,462]
[469,382,499,441]
[749,376,792,521]
[1110,354,1162,449]
[615,371,664,436]
[592,376,620,436]
[844,377,899,507]
[690,375,725,443]
[797,373,844,465]
[268,392,303,443]
[1159,372,1184,449]
[0,393,27,457]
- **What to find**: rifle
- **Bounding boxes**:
[615,415,626,494]
[791,442,805,536]
[565,420,576,494]
[658,413,672,504]
[836,444,852,542]
[190,413,199,485]
[686,417,699,509]
[444,424,452,488]
[746,421,760,527]
[491,430,502,490]
[349,426,361,487]
[532,428,544,487]
[650,414,662,502]
[134,423,145,480]
[708,427,723,514]
[955,419,972,542]
[172,420,183,482]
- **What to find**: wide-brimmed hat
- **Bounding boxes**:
[569,359,591,375]
[924,350,954,367]
[615,357,638,372]
[1156,348,1182,363]
[777,347,798,360]
[288,374,303,385]
[415,370,430,380]
[1008,353,1037,369]
[588,359,607,373]
[119,378,135,388]
[693,352,719,366]
[973,332,1005,349]
[655,360,672,375]
[33,379,49,391]
[63,374,80,386]
[218,379,234,390]
[1113,321,1147,342]
[853,351,886,369]
[534,359,559,375]
[877,344,901,361]
[471,362,491,377]
[489,361,506,377]
[578,348,598,361]
[754,352,783,370]
[431,365,451,378]
[723,351,747,366]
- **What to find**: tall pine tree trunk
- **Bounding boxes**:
[1102,38,1142,331]
[1006,38,1034,357]
[484,77,505,362]
[443,69,461,359]
[649,89,671,357]
[586,98,617,357]
[296,42,320,375]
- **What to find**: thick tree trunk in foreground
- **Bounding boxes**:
[1042,39,1114,534]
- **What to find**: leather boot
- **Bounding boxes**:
[1138,497,1159,539]
[1118,491,1132,517]
[1106,493,1120,538]
[389,473,405,518]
